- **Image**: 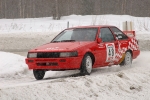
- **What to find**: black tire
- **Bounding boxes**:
[80,54,93,75]
[120,51,132,67]
[33,69,45,80]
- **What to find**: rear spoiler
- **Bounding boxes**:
[123,31,135,37]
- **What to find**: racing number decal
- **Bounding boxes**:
[106,43,115,62]
[108,47,114,56]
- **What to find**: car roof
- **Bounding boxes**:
[68,25,116,29]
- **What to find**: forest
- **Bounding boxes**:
[0,0,149,19]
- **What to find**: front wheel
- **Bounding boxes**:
[33,69,45,80]
[120,51,132,67]
[80,54,93,75]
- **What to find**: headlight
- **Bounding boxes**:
[60,51,78,57]
[27,53,37,58]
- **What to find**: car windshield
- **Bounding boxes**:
[51,28,98,42]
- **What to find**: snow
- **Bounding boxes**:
[0,51,28,78]
[0,15,150,33]
[0,52,150,100]
[0,15,150,99]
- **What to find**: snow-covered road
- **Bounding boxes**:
[0,51,150,100]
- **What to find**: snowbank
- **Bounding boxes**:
[0,51,28,78]
[0,15,150,33]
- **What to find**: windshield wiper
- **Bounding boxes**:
[61,40,75,42]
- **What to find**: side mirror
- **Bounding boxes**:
[97,38,102,43]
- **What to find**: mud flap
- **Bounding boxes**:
[118,53,125,64]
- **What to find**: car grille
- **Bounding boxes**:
[37,52,60,58]
[37,62,58,66]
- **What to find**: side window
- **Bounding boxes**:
[99,28,115,42]
[110,27,128,40]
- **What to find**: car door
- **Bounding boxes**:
[97,27,118,66]
[110,27,129,63]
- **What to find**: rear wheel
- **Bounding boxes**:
[120,51,132,67]
[33,69,45,80]
[80,54,93,75]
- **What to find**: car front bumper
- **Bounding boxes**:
[25,56,83,70]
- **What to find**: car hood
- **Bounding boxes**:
[29,41,94,52]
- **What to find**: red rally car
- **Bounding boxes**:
[25,25,140,80]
